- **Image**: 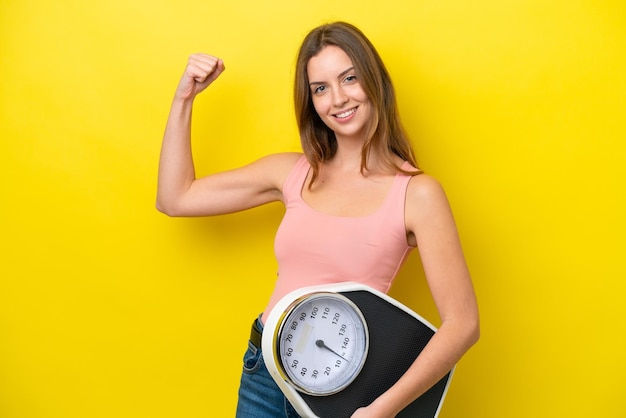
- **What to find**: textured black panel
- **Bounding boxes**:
[299,290,452,418]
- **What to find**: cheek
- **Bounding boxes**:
[311,98,328,118]
[355,86,369,103]
[357,92,372,115]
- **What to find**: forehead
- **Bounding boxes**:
[307,45,354,81]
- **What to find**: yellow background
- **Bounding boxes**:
[1,1,624,417]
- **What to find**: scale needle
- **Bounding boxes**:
[315,339,349,362]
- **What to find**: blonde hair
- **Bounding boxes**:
[294,22,421,185]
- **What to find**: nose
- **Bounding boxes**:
[332,86,349,107]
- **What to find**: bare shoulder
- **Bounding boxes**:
[406,174,448,205]
[405,174,454,230]
[253,152,302,186]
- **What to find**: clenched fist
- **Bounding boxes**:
[175,53,225,100]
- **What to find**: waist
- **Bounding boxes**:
[249,316,263,349]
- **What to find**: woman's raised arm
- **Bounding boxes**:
[156,53,299,217]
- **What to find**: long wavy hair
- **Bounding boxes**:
[294,21,421,186]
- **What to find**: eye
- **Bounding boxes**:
[343,74,357,84]
[312,85,327,95]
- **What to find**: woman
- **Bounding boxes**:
[157,21,479,418]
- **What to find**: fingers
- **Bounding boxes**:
[176,53,226,100]
[186,53,224,83]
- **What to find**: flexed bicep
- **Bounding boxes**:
[159,153,301,217]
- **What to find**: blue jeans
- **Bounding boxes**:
[235,319,300,418]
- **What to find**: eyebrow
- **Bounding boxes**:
[309,66,355,87]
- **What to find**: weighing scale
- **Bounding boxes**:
[262,282,454,418]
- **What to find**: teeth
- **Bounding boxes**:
[336,109,355,118]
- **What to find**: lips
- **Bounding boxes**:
[334,107,356,119]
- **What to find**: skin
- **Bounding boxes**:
[157,47,479,418]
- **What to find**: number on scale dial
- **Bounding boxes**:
[277,293,369,395]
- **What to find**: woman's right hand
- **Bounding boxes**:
[175,53,225,101]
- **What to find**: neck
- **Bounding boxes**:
[328,145,389,176]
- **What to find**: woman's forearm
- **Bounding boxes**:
[369,317,479,417]
[156,97,196,215]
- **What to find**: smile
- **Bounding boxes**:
[334,108,356,119]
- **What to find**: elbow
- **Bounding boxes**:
[465,314,481,348]
[155,198,181,217]
[461,299,481,348]
[469,319,481,347]
[155,202,172,216]
[156,196,201,217]
[448,312,480,350]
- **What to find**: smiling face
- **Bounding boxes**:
[306,45,372,143]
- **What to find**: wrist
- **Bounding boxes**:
[172,92,196,105]
[169,94,195,116]
[369,394,402,418]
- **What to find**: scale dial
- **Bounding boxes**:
[275,292,369,396]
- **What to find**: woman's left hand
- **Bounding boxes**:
[350,404,394,418]
[350,407,371,418]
